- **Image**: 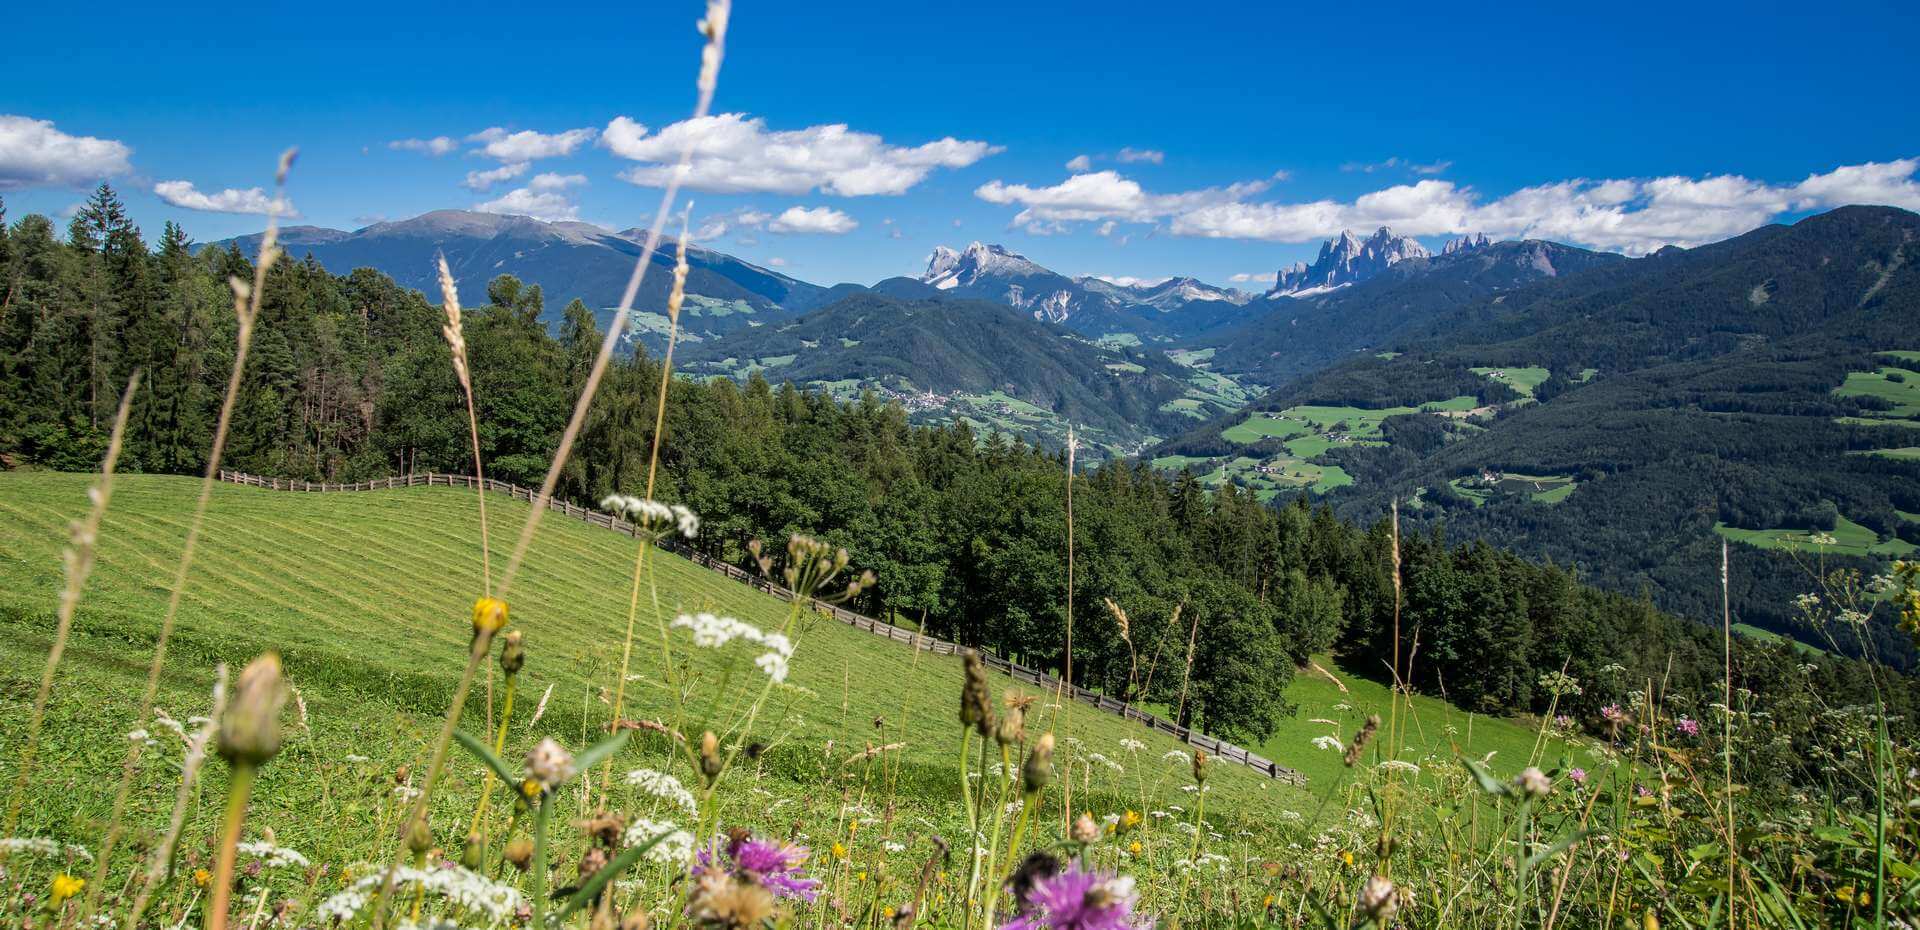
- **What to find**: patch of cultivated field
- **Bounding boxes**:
[1714,513,1915,558]
[1834,357,1920,419]
[1471,366,1551,398]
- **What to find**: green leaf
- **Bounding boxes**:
[572,730,631,777]
[1525,828,1592,871]
[1746,860,1813,930]
[558,829,677,919]
[454,729,516,785]
[1461,757,1512,797]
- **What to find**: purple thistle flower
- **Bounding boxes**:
[1001,862,1146,930]
[1674,716,1700,738]
[691,834,819,903]
[1568,767,1588,786]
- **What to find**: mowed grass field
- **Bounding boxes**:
[1715,513,1916,558]
[0,471,1567,869]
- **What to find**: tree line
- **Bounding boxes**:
[4,188,1914,762]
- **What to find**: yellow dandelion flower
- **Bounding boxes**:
[472,597,509,634]
[1340,850,1354,867]
[883,907,896,919]
[832,842,847,859]
[193,868,211,888]
[49,874,85,904]
[857,871,868,882]
[1128,841,1142,856]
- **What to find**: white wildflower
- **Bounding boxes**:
[601,495,699,539]
[316,865,521,924]
[625,769,698,818]
[0,837,93,862]
[236,840,310,869]
[1312,735,1344,752]
[623,818,696,865]
[1119,738,1146,752]
[1377,760,1421,775]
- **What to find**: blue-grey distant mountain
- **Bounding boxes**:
[216,210,838,338]
[916,241,1257,337]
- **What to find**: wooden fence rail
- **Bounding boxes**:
[217,469,1305,784]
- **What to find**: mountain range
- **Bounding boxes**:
[213,204,1920,655]
[219,210,839,340]
[1154,205,1920,661]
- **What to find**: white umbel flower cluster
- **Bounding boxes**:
[0,837,93,862]
[624,768,698,817]
[671,613,796,683]
[600,494,699,539]
[623,818,696,865]
[236,840,311,868]
[315,864,523,925]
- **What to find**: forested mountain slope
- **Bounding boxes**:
[679,293,1206,450]
[1156,206,1920,659]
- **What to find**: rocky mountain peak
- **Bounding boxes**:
[1273,227,1431,295]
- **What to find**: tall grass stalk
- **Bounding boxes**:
[86,150,294,915]
[437,254,492,596]
[603,213,693,801]
[1720,539,1736,930]
[496,0,730,601]
[3,371,139,841]
[1064,428,1077,687]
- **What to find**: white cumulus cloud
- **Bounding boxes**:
[975,169,1270,232]
[1065,154,1093,172]
[1230,271,1279,284]
[462,162,528,192]
[1115,147,1165,165]
[153,180,294,216]
[0,115,132,191]
[975,157,1920,255]
[768,205,858,234]
[468,126,597,161]
[603,113,1001,196]
[476,172,587,222]
[389,136,459,156]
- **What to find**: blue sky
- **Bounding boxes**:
[5,0,1918,288]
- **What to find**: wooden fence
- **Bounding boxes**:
[217,469,1305,784]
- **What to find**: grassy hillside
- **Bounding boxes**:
[0,472,1575,873]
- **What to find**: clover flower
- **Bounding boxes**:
[1674,717,1701,738]
[523,738,576,792]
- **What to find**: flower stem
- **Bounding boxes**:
[205,762,257,930]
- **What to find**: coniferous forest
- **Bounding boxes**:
[4,187,1914,758]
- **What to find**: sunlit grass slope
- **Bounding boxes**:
[0,471,1308,864]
